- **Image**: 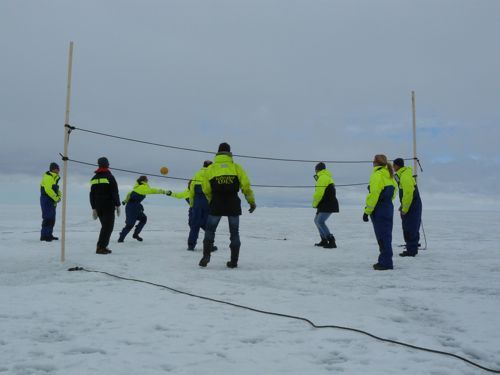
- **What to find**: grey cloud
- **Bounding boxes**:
[1,0,499,207]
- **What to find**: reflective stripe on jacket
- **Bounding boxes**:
[89,170,120,209]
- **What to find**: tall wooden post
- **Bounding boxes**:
[411,91,418,177]
[61,41,74,262]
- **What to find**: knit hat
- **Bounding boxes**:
[315,162,326,172]
[218,142,231,153]
[393,158,405,168]
[49,162,59,171]
[97,157,109,168]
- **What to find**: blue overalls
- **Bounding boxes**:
[371,185,396,268]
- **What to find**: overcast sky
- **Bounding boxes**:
[1,0,499,208]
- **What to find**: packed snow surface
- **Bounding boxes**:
[1,204,499,374]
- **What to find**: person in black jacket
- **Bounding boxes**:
[90,157,121,254]
[198,143,256,268]
[312,162,339,248]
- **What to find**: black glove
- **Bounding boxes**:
[249,203,256,213]
[122,201,126,206]
[363,213,369,222]
[166,190,172,196]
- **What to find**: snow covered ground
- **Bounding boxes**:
[1,203,499,375]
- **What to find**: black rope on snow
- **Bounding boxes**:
[65,157,369,188]
[66,267,500,374]
[70,125,415,164]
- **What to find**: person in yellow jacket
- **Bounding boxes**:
[393,158,422,257]
[167,182,191,201]
[40,162,62,241]
[118,175,167,242]
[363,154,397,270]
[167,176,219,252]
[186,161,213,250]
[312,162,339,248]
[198,142,256,268]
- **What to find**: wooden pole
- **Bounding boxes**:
[411,91,418,178]
[61,41,74,262]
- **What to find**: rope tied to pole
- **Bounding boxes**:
[415,157,424,172]
[63,157,370,188]
[68,125,415,164]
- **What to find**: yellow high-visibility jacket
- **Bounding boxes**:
[364,166,397,215]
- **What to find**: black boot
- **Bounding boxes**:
[373,263,393,270]
[399,251,417,257]
[132,233,143,242]
[226,246,240,268]
[199,241,212,267]
[118,233,125,243]
[323,235,337,249]
[119,225,133,243]
[96,247,112,254]
[314,238,327,247]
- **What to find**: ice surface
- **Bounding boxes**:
[1,204,499,374]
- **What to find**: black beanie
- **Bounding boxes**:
[49,162,59,171]
[137,175,148,184]
[393,158,404,168]
[315,162,326,172]
[218,142,231,153]
[97,157,109,168]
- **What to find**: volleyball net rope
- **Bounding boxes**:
[61,124,423,189]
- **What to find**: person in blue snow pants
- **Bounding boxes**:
[40,162,62,241]
[393,158,423,257]
[363,154,397,271]
[118,175,167,242]
[188,183,211,249]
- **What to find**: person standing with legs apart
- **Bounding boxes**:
[118,175,167,243]
[90,157,121,254]
[363,154,397,270]
[198,143,256,268]
[40,162,62,241]
[393,158,422,257]
[312,162,339,248]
